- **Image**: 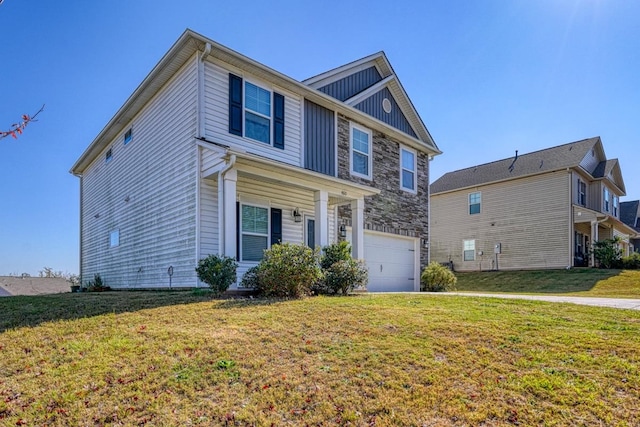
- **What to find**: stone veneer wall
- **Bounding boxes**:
[336,114,430,269]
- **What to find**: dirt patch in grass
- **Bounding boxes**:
[1,292,639,425]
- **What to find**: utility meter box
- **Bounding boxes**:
[494,243,502,254]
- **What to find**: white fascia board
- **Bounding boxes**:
[344,75,395,106]
[303,52,387,87]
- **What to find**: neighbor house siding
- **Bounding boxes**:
[234,177,336,287]
[430,170,570,271]
[203,59,302,167]
[80,57,198,288]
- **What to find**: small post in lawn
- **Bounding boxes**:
[168,266,174,289]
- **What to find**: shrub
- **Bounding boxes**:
[240,265,262,290]
[592,238,622,269]
[322,259,369,295]
[256,243,322,298]
[622,253,640,270]
[85,273,110,292]
[320,241,352,270]
[195,254,238,296]
[421,262,457,292]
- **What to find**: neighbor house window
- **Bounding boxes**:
[603,188,610,212]
[105,148,113,164]
[469,192,481,215]
[578,180,586,206]
[109,229,120,248]
[124,128,132,145]
[241,204,269,262]
[228,74,285,149]
[400,146,417,192]
[463,239,476,261]
[613,196,619,217]
[350,123,372,179]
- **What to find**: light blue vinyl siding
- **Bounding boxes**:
[355,88,417,138]
[317,66,382,101]
[304,100,335,176]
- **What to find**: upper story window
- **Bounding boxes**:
[463,239,476,261]
[603,187,610,212]
[241,204,269,262]
[578,180,586,206]
[613,196,619,217]
[105,148,113,164]
[469,192,481,215]
[400,146,417,192]
[229,74,284,149]
[109,229,120,248]
[350,123,372,180]
[124,128,133,145]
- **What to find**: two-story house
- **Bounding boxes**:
[430,137,637,271]
[70,29,441,292]
[621,201,640,253]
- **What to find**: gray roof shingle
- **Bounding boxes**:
[620,201,640,230]
[431,137,601,194]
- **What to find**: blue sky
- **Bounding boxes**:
[1,0,638,275]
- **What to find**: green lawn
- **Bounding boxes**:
[454,269,640,298]
[1,291,639,425]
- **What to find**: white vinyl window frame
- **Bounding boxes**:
[105,148,113,164]
[124,128,133,145]
[109,229,120,248]
[399,145,417,193]
[469,192,481,215]
[463,239,476,261]
[613,196,619,217]
[240,203,270,263]
[243,80,272,145]
[349,122,373,180]
[578,180,586,206]
[603,187,610,212]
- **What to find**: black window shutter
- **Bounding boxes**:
[270,208,282,245]
[236,202,240,261]
[273,92,285,149]
[229,74,243,136]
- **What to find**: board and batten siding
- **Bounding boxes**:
[317,66,382,101]
[203,59,302,167]
[81,57,199,288]
[354,87,417,138]
[234,176,336,288]
[430,170,571,271]
[304,100,335,176]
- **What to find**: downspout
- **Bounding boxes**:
[195,43,212,286]
[218,154,237,256]
[79,175,84,285]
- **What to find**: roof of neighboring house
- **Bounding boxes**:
[621,200,640,231]
[431,137,602,194]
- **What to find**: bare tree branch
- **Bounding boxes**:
[1,104,45,140]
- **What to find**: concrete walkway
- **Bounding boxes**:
[436,292,640,311]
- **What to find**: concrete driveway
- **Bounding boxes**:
[436,292,640,310]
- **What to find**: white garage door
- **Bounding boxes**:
[348,230,418,292]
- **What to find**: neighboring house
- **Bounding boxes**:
[430,137,638,271]
[70,29,441,292]
[621,201,640,253]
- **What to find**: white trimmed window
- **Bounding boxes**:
[603,187,610,212]
[469,192,481,215]
[109,229,120,248]
[244,81,271,144]
[613,196,619,217]
[578,180,586,206]
[463,239,476,261]
[400,146,417,192]
[105,148,113,164]
[350,123,372,179]
[124,128,133,145]
[241,204,269,262]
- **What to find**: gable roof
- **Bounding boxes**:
[431,137,604,194]
[303,52,440,155]
[71,30,440,175]
[620,200,640,230]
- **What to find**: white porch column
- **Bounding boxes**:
[223,169,238,259]
[351,198,364,259]
[314,190,329,248]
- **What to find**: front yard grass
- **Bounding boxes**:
[455,269,640,298]
[1,291,639,425]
